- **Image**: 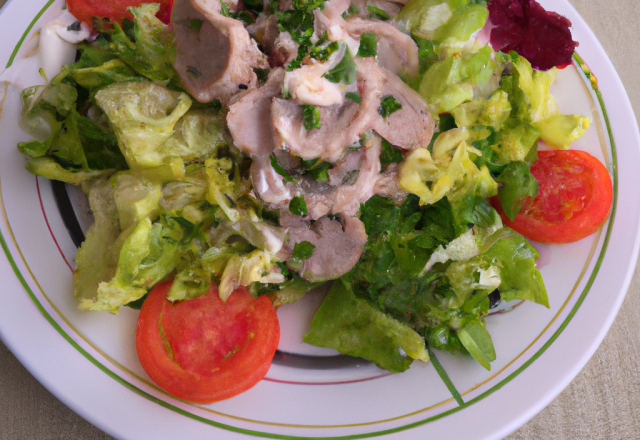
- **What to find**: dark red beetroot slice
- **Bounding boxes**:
[488,0,578,71]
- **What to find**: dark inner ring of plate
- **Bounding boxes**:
[51,180,370,371]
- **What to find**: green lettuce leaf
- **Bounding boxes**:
[93,3,176,82]
[74,178,123,306]
[495,161,538,221]
[303,282,429,373]
[86,215,187,313]
[95,82,226,169]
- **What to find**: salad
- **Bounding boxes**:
[10,0,612,403]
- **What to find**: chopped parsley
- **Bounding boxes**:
[289,195,309,216]
[345,91,361,103]
[324,47,357,84]
[221,3,255,23]
[378,96,402,117]
[380,138,403,171]
[253,68,270,84]
[301,158,331,182]
[291,241,316,263]
[220,1,232,16]
[235,11,255,24]
[341,4,360,18]
[367,5,390,20]
[270,154,296,183]
[287,45,309,71]
[357,33,378,58]
[302,105,321,130]
[310,41,339,61]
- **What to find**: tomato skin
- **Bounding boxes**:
[492,150,613,244]
[67,0,173,25]
[136,282,279,404]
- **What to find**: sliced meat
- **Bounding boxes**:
[279,214,368,282]
[325,135,382,215]
[271,57,382,162]
[172,0,268,105]
[328,149,362,186]
[227,68,284,158]
[283,55,346,106]
[374,162,408,204]
[247,13,280,55]
[370,67,434,148]
[272,58,432,162]
[271,98,363,162]
[346,17,419,77]
[296,135,381,218]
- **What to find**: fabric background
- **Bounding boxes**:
[0,0,638,438]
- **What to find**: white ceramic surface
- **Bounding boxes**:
[0,1,639,439]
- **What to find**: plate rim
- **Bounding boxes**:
[0,0,639,439]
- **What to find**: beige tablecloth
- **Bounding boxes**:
[1,0,639,438]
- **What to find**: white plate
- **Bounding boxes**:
[0,1,639,439]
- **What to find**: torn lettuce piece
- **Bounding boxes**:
[95,82,226,169]
[495,161,538,221]
[533,114,590,149]
[111,172,163,230]
[19,83,77,141]
[446,228,548,308]
[86,216,186,314]
[399,128,498,229]
[24,157,113,185]
[167,262,211,302]
[395,0,488,53]
[129,3,177,79]
[160,166,208,211]
[218,250,283,301]
[495,118,540,163]
[18,82,127,183]
[479,228,548,307]
[501,54,591,151]
[70,59,143,93]
[74,178,122,307]
[93,3,176,82]
[457,321,495,370]
[419,46,506,114]
[451,90,511,131]
[303,282,429,373]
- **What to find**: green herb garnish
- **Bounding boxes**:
[378,96,402,117]
[324,47,357,84]
[302,105,322,130]
[357,32,378,58]
[289,195,309,216]
[270,154,295,183]
[291,241,316,262]
[367,5,390,20]
[380,139,403,171]
[345,91,361,103]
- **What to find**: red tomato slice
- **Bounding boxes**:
[492,150,613,244]
[67,0,173,26]
[136,282,280,403]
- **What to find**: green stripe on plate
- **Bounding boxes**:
[0,2,620,437]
